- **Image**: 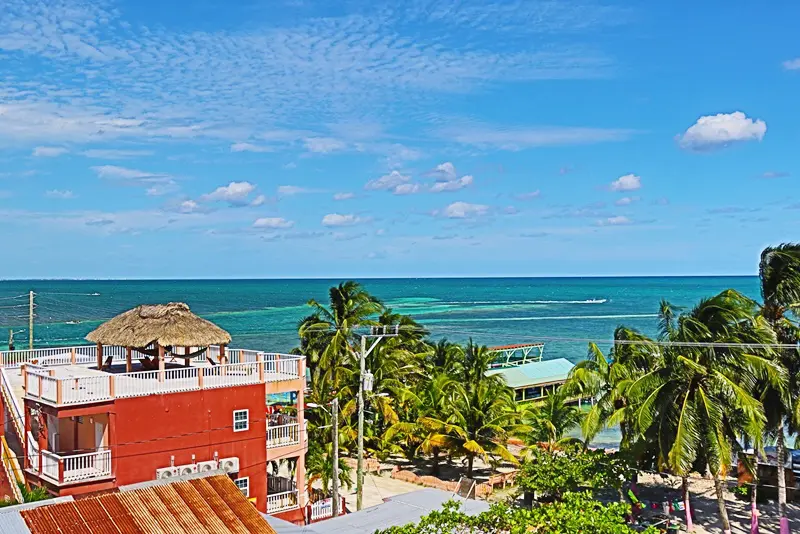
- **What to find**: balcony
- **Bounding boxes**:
[27,432,112,485]
[13,346,304,407]
[267,476,299,514]
[267,415,301,449]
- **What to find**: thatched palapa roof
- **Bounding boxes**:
[86,302,231,348]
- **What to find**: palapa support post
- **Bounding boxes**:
[109,375,115,398]
[185,346,191,367]
[96,342,103,370]
[125,347,132,373]
[198,367,204,389]
[70,348,76,365]
[158,344,166,383]
[220,344,227,377]
[257,352,264,382]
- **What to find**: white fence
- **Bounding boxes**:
[267,490,299,513]
[62,450,112,483]
[267,422,301,449]
[309,497,345,522]
[1,368,24,440]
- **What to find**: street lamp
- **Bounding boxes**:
[307,399,340,518]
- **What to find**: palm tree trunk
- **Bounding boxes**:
[466,454,474,478]
[682,476,694,532]
[712,473,732,534]
[431,447,440,477]
[777,427,790,534]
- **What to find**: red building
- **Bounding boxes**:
[0,344,307,522]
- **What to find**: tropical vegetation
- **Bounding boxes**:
[296,243,800,533]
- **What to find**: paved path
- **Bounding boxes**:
[340,470,423,511]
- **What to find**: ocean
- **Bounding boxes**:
[0,277,760,359]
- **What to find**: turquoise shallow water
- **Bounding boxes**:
[0,277,761,446]
[0,277,760,362]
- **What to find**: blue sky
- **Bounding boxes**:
[0,0,798,278]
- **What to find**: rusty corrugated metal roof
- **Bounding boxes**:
[20,475,277,534]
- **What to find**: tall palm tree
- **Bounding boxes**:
[298,281,383,394]
[631,290,785,533]
[757,243,800,533]
[564,326,660,448]
[424,338,464,375]
[522,388,583,448]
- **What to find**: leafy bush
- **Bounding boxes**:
[375,492,657,534]
[516,445,636,500]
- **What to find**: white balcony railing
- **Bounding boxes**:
[267,490,299,513]
[267,422,301,449]
[20,350,304,407]
[309,497,346,522]
[30,447,112,485]
[27,432,39,473]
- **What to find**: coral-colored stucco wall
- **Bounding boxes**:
[110,383,267,511]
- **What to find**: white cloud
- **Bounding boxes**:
[393,183,421,195]
[443,201,489,219]
[615,196,639,206]
[304,137,347,153]
[45,189,74,199]
[441,123,634,150]
[250,194,267,207]
[231,142,274,153]
[253,217,294,229]
[83,149,153,159]
[598,215,631,226]
[365,171,411,191]
[431,174,473,193]
[516,190,541,200]
[91,165,176,194]
[322,213,363,227]
[783,58,800,70]
[179,200,200,213]
[277,185,316,195]
[33,146,68,157]
[0,0,617,145]
[677,111,766,151]
[435,162,457,179]
[200,181,259,206]
[610,174,641,192]
[333,192,354,201]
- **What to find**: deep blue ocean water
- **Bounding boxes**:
[0,277,760,361]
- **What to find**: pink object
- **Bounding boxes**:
[750,502,758,534]
[780,516,790,534]
[684,495,693,532]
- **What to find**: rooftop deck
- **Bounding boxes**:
[0,344,304,408]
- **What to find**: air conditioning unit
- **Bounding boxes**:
[155,467,179,480]
[197,460,218,472]
[218,457,240,474]
[179,464,198,476]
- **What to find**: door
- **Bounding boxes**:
[95,422,105,450]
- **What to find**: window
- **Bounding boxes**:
[233,409,249,432]
[234,477,250,497]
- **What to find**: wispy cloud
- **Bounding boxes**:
[783,58,800,70]
[429,162,473,192]
[200,181,264,207]
[615,196,639,206]
[253,217,294,229]
[45,189,75,199]
[440,122,634,150]
[0,0,620,145]
[231,142,274,153]
[365,171,413,194]
[597,215,631,226]
[33,146,68,157]
[277,185,319,196]
[442,201,489,219]
[322,213,364,227]
[515,190,541,201]
[304,137,347,154]
[83,149,154,159]
[333,192,355,201]
[91,165,177,195]
[761,171,790,179]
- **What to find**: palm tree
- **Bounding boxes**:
[522,388,583,449]
[424,338,464,375]
[385,372,464,476]
[564,326,660,448]
[435,379,519,478]
[306,441,353,498]
[757,243,800,533]
[298,281,383,395]
[631,290,785,533]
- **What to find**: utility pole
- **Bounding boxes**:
[28,291,34,350]
[356,325,399,511]
[331,397,340,518]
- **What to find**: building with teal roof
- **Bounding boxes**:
[486,357,575,403]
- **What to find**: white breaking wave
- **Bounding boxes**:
[430,299,608,305]
[433,314,657,323]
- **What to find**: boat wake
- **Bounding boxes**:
[428,313,657,323]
